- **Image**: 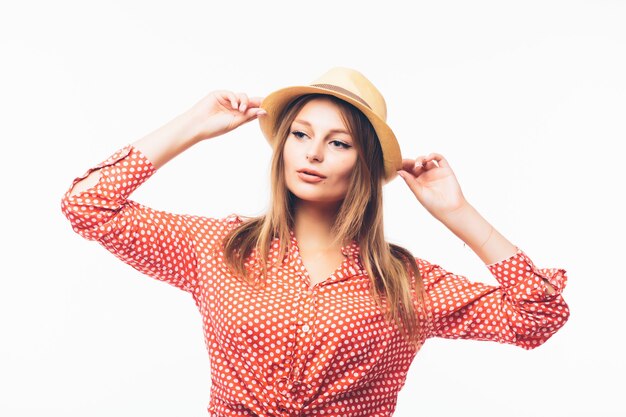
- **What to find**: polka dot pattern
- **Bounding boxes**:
[419,252,569,349]
[61,145,570,416]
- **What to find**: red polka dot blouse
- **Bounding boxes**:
[61,145,570,416]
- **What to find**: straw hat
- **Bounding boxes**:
[258,67,401,182]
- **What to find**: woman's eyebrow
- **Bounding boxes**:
[293,119,351,135]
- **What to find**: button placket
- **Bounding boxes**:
[290,289,318,386]
[284,291,301,379]
[298,292,314,332]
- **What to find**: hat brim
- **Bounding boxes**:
[258,85,401,182]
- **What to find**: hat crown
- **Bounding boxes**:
[310,67,388,122]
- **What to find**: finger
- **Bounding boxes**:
[246,96,264,109]
[401,158,414,171]
[397,169,422,196]
[424,152,449,168]
[243,107,267,121]
[401,158,414,172]
[236,92,249,112]
[401,157,425,171]
[213,90,237,110]
[423,160,439,170]
[221,90,238,110]
[402,156,426,175]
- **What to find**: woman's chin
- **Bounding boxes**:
[291,192,343,207]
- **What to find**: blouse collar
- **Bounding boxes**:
[285,229,367,284]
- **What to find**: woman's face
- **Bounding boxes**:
[283,97,359,206]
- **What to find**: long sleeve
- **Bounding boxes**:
[60,144,234,294]
[418,248,569,350]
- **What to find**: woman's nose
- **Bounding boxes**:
[305,139,324,162]
[306,151,321,162]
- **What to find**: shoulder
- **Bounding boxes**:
[412,255,470,289]
[413,256,439,276]
[182,212,250,242]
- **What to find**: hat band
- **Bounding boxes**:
[310,83,372,109]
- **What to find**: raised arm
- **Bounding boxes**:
[61,91,266,293]
[69,91,266,196]
[399,153,569,348]
[416,250,568,349]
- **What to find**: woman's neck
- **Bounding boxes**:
[293,200,341,252]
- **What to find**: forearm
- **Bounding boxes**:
[438,201,517,265]
[438,201,556,294]
[131,110,202,170]
[68,110,201,197]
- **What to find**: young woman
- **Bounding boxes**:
[61,67,569,416]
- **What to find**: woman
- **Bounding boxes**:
[61,67,569,416]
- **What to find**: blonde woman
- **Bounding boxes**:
[61,67,569,416]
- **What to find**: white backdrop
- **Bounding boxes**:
[1,1,624,416]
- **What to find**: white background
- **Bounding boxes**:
[1,1,624,416]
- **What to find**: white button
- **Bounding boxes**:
[301,324,310,333]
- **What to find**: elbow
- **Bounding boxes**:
[512,298,570,350]
[60,193,118,241]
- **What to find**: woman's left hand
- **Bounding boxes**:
[397,153,468,221]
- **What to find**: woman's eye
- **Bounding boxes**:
[291,131,350,149]
[330,140,351,149]
[291,131,307,139]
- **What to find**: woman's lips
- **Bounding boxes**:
[297,171,325,183]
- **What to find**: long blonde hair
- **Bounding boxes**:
[223,94,425,347]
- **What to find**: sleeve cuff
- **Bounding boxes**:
[65,144,157,205]
[486,248,568,300]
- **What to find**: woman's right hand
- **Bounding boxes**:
[187,90,266,141]
[123,90,266,172]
